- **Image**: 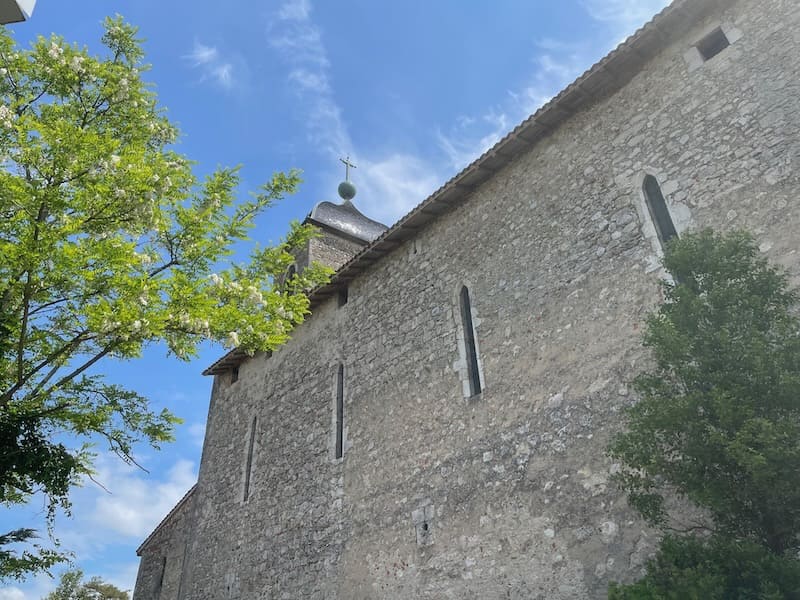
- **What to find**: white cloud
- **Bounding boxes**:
[435,0,670,173]
[288,68,329,94]
[268,4,347,155]
[437,109,512,172]
[0,572,57,599]
[583,0,671,39]
[355,154,443,225]
[88,457,197,539]
[185,40,236,90]
[185,41,218,65]
[277,0,311,22]
[437,40,588,172]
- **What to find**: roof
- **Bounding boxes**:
[204,0,728,376]
[136,484,197,555]
[306,199,388,243]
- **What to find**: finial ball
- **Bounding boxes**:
[338,180,357,201]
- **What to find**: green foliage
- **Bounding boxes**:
[609,230,800,553]
[609,229,800,594]
[0,18,331,578]
[608,536,800,600]
[44,568,129,599]
[0,529,62,581]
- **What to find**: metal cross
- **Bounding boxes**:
[339,155,357,181]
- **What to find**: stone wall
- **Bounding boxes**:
[134,0,800,597]
[133,487,195,600]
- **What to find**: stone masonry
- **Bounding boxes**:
[134,0,800,597]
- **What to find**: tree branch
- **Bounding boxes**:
[40,344,115,401]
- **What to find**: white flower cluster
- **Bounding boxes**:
[132,251,156,265]
[47,42,64,60]
[275,306,296,321]
[99,319,120,334]
[227,331,240,347]
[114,76,131,102]
[246,285,263,305]
[70,55,85,75]
[0,105,13,129]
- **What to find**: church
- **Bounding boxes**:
[133,0,800,597]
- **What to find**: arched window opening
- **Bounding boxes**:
[335,364,345,459]
[459,286,482,397]
[643,175,678,248]
[243,415,257,501]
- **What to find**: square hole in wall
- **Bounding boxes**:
[696,27,730,61]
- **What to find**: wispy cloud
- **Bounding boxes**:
[436,1,669,172]
[185,40,237,90]
[269,1,445,225]
[583,0,671,40]
[437,40,589,171]
[269,1,347,155]
[277,0,311,22]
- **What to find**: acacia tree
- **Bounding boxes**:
[608,230,800,597]
[44,569,129,599]
[0,18,329,578]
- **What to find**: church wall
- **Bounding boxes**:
[308,230,365,272]
[133,489,194,600]
[333,2,798,597]
[135,0,800,598]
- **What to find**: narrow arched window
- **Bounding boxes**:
[643,175,678,248]
[459,286,482,397]
[243,415,257,501]
[335,364,345,459]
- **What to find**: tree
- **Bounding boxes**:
[0,18,330,578]
[608,229,800,597]
[44,569,129,599]
[608,536,800,600]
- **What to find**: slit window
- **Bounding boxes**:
[459,286,482,397]
[335,364,344,459]
[696,27,730,61]
[643,175,678,248]
[338,286,348,307]
[230,366,239,384]
[243,416,257,501]
[156,556,166,595]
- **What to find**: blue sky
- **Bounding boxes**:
[0,0,669,596]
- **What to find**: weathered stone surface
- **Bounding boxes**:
[134,0,800,598]
[134,487,196,600]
